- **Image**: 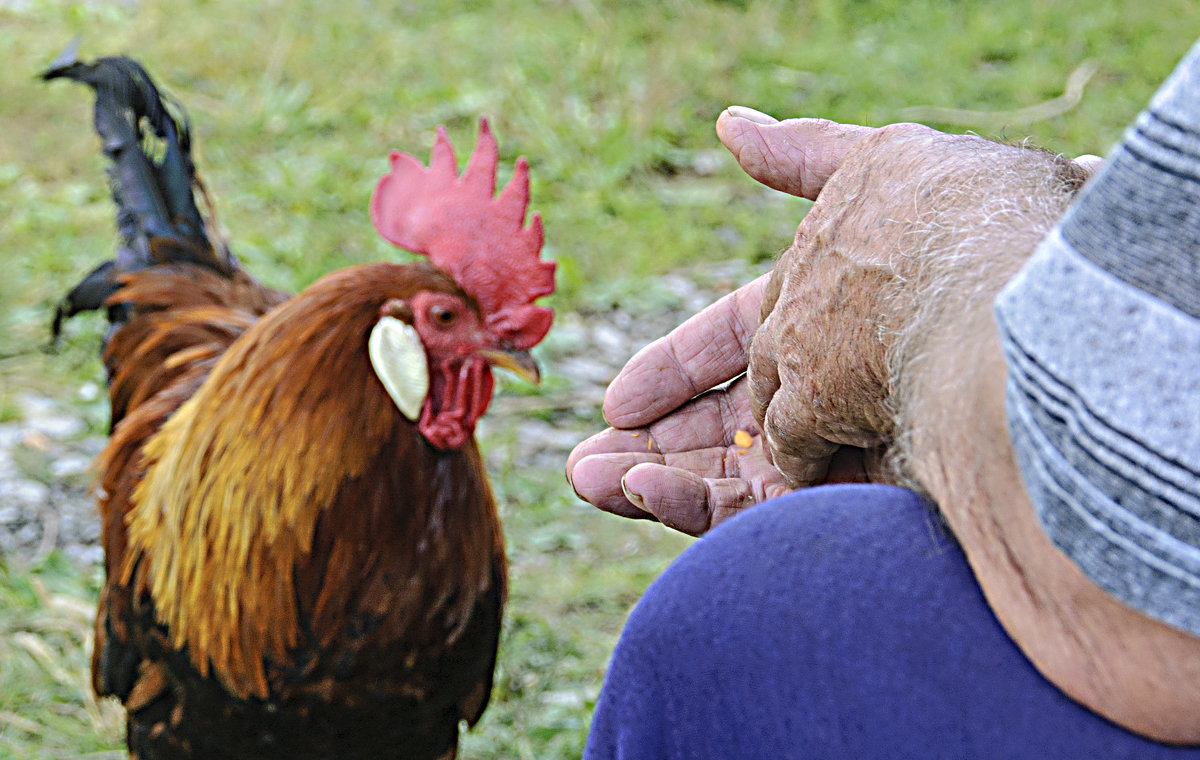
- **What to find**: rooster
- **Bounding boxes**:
[45,51,554,760]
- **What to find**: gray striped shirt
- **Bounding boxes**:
[995,40,1200,636]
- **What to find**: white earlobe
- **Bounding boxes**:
[369,316,429,421]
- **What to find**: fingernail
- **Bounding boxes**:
[621,475,647,511]
[726,105,779,125]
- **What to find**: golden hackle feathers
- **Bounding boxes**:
[116,263,500,699]
[124,273,394,696]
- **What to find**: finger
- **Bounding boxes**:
[645,379,755,453]
[1073,153,1105,175]
[746,343,836,487]
[622,463,757,536]
[570,384,751,472]
[758,387,848,487]
[566,427,652,479]
[604,275,768,429]
[569,376,762,517]
[716,109,876,200]
[570,441,750,509]
[568,450,662,519]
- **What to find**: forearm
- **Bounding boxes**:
[885,142,1082,488]
[906,314,1200,742]
[891,146,1200,742]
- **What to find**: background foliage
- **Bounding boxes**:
[2,0,1198,756]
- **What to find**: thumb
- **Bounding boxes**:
[716,108,876,200]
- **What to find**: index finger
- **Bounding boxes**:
[602,274,768,429]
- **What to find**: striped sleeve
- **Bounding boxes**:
[994,40,1200,637]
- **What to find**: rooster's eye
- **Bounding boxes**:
[430,305,457,327]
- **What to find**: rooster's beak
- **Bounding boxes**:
[479,347,541,385]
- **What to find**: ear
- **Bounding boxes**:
[368,315,429,421]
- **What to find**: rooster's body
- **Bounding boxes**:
[47,54,553,760]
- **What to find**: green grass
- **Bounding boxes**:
[0,555,124,759]
[2,0,1199,756]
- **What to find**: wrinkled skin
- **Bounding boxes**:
[566,276,788,535]
[566,109,1200,747]
[745,121,1083,487]
[567,109,1092,535]
[567,116,953,533]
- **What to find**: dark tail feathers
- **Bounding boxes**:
[45,47,237,337]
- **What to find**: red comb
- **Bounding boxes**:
[370,119,555,349]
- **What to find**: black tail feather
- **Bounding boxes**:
[45,49,238,338]
[51,260,128,341]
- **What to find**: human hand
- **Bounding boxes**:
[566,275,793,536]
[569,107,1095,533]
[566,111,894,533]
[567,113,942,533]
[719,108,1095,488]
